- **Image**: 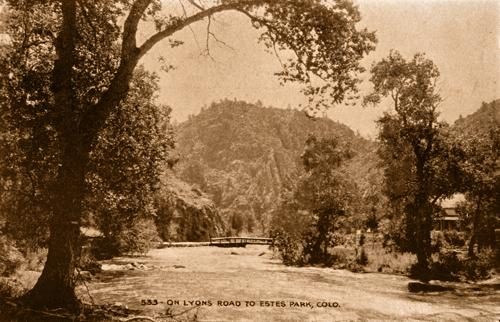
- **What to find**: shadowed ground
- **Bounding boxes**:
[87,245,499,322]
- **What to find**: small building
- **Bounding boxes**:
[435,194,465,231]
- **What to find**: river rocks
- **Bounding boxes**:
[78,270,93,282]
[101,262,151,271]
[173,265,186,269]
[101,264,124,271]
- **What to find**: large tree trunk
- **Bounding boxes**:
[21,221,81,310]
[21,131,88,310]
[19,0,84,310]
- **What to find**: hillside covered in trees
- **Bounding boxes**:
[173,100,381,235]
[452,99,499,136]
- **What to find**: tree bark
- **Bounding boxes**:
[21,132,87,310]
[412,155,432,277]
[468,200,481,257]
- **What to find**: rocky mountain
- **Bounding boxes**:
[173,99,381,235]
[155,171,225,242]
[452,99,500,136]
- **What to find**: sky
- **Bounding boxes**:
[141,0,499,138]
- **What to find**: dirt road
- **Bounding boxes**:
[87,246,499,321]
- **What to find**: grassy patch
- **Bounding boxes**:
[328,244,416,275]
[361,246,416,274]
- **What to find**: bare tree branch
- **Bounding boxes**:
[178,0,203,53]
[206,15,235,52]
[204,15,213,59]
[177,0,188,17]
[138,2,240,59]
[187,0,205,11]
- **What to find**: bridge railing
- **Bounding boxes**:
[209,236,273,246]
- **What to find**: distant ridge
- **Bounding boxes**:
[452,99,499,136]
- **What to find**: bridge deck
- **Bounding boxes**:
[210,237,273,247]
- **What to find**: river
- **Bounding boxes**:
[86,245,499,321]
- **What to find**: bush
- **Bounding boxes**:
[91,237,119,260]
[78,250,102,275]
[427,251,463,281]
[462,248,496,280]
[21,248,47,272]
[0,277,26,298]
[431,230,466,251]
[0,236,23,277]
[271,230,305,266]
[116,218,160,255]
[92,218,160,259]
[329,246,355,268]
[379,217,413,253]
[443,230,466,247]
[424,249,496,281]
[331,233,348,248]
[431,231,444,253]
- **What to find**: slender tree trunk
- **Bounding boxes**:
[412,156,432,277]
[468,200,481,257]
[415,200,432,267]
[323,232,331,261]
[413,205,428,267]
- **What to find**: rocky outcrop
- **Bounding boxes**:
[155,172,225,242]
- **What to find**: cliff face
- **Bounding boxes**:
[155,172,225,242]
[174,100,380,234]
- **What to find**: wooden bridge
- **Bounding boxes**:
[209,236,273,248]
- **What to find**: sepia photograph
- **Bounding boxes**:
[0,0,498,321]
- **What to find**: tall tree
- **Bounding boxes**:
[297,135,356,263]
[365,51,446,275]
[2,0,376,310]
[271,135,356,265]
[456,127,500,256]
[448,100,500,256]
